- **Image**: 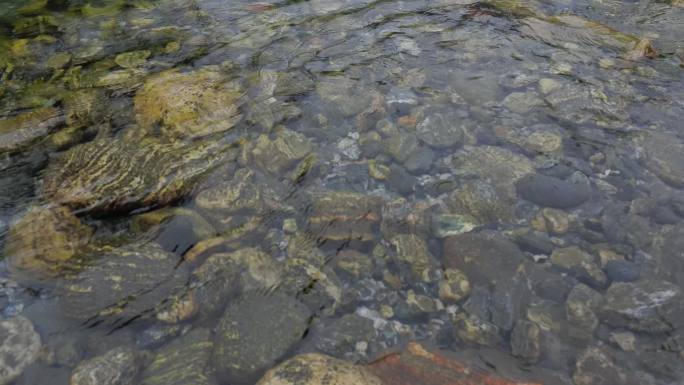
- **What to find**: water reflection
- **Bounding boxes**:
[1,0,683,384]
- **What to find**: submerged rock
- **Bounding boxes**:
[600,280,683,333]
[368,342,542,385]
[195,168,278,216]
[312,313,377,360]
[41,137,234,214]
[640,132,684,188]
[0,316,42,385]
[250,129,312,175]
[450,145,533,197]
[213,293,311,384]
[516,172,591,209]
[438,268,471,303]
[494,123,563,155]
[530,208,570,235]
[256,353,382,385]
[59,243,189,325]
[389,234,437,283]
[0,107,64,153]
[4,205,92,280]
[191,248,282,317]
[114,50,151,69]
[280,257,343,313]
[70,347,139,385]
[308,191,382,242]
[446,179,515,224]
[443,232,525,285]
[510,320,541,364]
[134,68,243,140]
[141,328,215,385]
[550,247,606,289]
[416,111,465,148]
[565,284,603,340]
[573,347,626,385]
[454,312,502,347]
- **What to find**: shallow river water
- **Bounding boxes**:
[0,0,683,384]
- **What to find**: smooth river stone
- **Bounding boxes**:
[516,172,591,209]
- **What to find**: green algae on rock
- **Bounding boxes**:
[255,353,383,385]
[59,243,189,324]
[134,68,243,140]
[114,50,151,68]
[41,136,236,214]
[141,328,215,385]
[70,346,140,385]
[4,205,93,280]
[0,106,64,153]
[195,168,278,215]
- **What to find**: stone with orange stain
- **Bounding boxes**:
[398,115,417,128]
[367,342,543,385]
[245,2,275,12]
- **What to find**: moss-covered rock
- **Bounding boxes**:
[4,205,93,280]
[115,50,151,68]
[134,68,243,140]
[141,328,215,385]
[0,106,64,153]
[70,346,140,385]
[58,243,189,325]
[256,354,383,385]
[41,136,235,214]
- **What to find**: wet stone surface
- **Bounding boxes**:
[0,0,683,384]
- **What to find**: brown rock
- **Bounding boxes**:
[257,354,382,385]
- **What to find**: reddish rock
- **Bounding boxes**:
[245,2,275,12]
[368,342,542,385]
[398,115,417,128]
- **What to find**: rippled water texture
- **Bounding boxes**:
[1,0,683,384]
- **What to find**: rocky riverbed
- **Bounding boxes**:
[0,0,683,384]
